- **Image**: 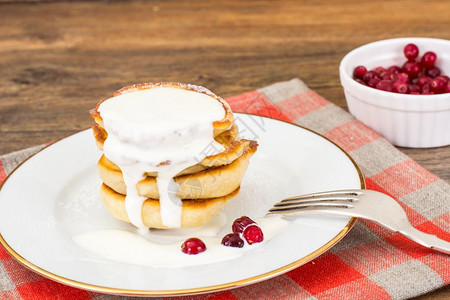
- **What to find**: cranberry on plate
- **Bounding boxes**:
[221,233,244,248]
[181,237,206,255]
[222,215,265,247]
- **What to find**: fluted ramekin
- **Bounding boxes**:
[340,37,450,148]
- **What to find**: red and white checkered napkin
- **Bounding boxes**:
[0,78,449,299]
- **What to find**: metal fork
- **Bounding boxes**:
[268,189,450,255]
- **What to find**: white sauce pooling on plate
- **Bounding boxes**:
[73,215,289,268]
[98,87,226,229]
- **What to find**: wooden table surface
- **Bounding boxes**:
[0,0,448,299]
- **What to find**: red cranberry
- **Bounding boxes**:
[363,70,380,83]
[393,80,409,94]
[376,80,393,92]
[404,43,419,61]
[409,84,421,93]
[426,67,441,78]
[422,91,434,95]
[388,65,401,74]
[438,75,449,84]
[368,77,381,88]
[181,238,206,255]
[355,78,367,85]
[221,233,244,248]
[417,76,432,88]
[243,225,264,245]
[430,77,446,93]
[382,71,396,81]
[444,81,450,93]
[410,91,421,95]
[420,51,437,69]
[353,65,367,79]
[396,72,410,83]
[374,66,387,76]
[402,61,422,79]
[422,83,432,94]
[232,216,256,235]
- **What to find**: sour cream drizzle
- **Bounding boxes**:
[98,87,225,229]
[73,215,289,268]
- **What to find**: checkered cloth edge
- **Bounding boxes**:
[0,78,448,300]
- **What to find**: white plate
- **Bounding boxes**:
[0,114,364,296]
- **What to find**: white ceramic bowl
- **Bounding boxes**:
[340,37,450,148]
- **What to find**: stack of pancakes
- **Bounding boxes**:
[90,82,258,229]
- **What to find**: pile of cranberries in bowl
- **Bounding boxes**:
[353,43,450,95]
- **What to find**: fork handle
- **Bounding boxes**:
[400,226,450,255]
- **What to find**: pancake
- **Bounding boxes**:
[100,184,240,229]
[98,140,257,199]
[98,136,253,177]
[92,118,242,169]
[90,82,258,229]
[90,82,235,139]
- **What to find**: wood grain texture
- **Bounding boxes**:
[0,1,448,298]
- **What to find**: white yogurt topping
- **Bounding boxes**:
[98,87,226,229]
[73,215,289,268]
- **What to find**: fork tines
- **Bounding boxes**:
[268,190,360,214]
